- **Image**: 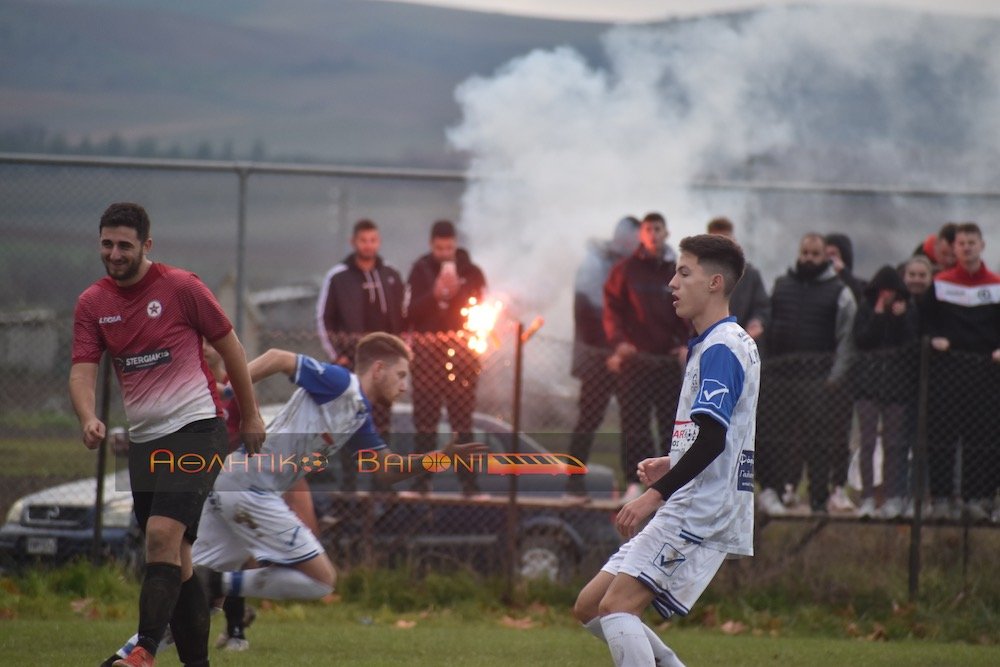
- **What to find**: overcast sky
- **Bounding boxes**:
[375,0,1000,22]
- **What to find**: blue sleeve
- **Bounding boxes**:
[690,343,744,428]
[292,354,352,405]
[345,402,387,452]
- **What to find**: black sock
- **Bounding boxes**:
[169,574,212,666]
[223,595,247,639]
[137,562,182,655]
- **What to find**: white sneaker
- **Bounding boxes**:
[757,487,786,516]
[929,498,959,521]
[781,483,800,507]
[879,497,905,520]
[964,499,990,523]
[827,486,857,515]
[622,483,645,504]
[216,634,250,651]
[857,497,877,519]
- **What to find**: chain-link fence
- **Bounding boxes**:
[2,154,999,601]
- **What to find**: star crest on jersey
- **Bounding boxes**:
[146,300,162,318]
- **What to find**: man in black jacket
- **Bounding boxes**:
[604,212,691,502]
[316,218,405,489]
[757,233,857,516]
[405,220,488,496]
[317,219,405,366]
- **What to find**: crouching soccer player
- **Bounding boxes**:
[573,234,760,666]
[107,332,482,664]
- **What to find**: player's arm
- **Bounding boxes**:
[617,414,726,538]
[69,362,104,450]
[210,329,266,455]
[246,348,299,383]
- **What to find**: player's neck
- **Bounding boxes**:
[114,258,153,288]
[691,301,730,336]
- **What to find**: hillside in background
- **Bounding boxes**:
[0,0,607,166]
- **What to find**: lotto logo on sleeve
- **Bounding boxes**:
[698,378,729,409]
[737,450,754,492]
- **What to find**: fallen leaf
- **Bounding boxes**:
[395,619,417,629]
[866,623,887,641]
[720,620,747,635]
[70,598,93,615]
[500,615,535,630]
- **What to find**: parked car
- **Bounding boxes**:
[308,405,622,583]
[0,469,141,571]
[0,405,621,582]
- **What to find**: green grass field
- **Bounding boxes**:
[2,605,998,666]
[1,562,997,666]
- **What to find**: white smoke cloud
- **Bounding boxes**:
[447,4,1000,339]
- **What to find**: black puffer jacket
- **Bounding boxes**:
[852,265,919,403]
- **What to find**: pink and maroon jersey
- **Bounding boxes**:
[72,263,232,443]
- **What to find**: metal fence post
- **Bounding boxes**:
[90,353,112,565]
[234,166,249,338]
[504,321,525,601]
[908,336,930,601]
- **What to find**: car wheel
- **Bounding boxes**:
[518,533,575,584]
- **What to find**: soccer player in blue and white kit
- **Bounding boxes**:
[193,332,482,601]
[573,234,760,667]
[108,333,483,664]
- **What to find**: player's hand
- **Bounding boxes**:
[931,337,950,352]
[637,456,671,486]
[615,489,663,539]
[992,349,1000,363]
[81,418,106,450]
[240,412,267,456]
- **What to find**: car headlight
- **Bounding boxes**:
[102,496,134,528]
[5,498,25,524]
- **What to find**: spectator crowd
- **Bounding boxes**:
[567,216,1000,524]
[316,213,1000,523]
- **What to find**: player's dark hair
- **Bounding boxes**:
[641,211,666,227]
[679,234,746,296]
[954,221,982,238]
[100,202,151,242]
[355,332,412,373]
[939,222,959,243]
[353,219,378,237]
[431,219,456,239]
[706,217,734,235]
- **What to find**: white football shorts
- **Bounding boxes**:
[192,488,323,571]
[601,519,727,619]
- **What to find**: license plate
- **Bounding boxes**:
[26,536,57,555]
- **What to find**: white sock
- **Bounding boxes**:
[116,633,138,658]
[224,567,332,600]
[600,612,656,666]
[584,617,606,642]
[642,623,685,667]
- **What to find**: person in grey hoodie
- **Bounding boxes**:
[565,216,640,497]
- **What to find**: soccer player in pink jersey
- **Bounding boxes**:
[70,202,265,667]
